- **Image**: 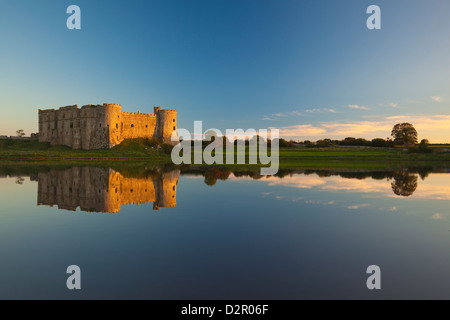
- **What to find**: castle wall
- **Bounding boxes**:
[38,104,177,150]
[119,112,156,141]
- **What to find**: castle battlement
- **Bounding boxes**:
[38,103,178,150]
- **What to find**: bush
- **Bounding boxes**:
[408,146,432,153]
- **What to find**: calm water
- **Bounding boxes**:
[0,165,449,299]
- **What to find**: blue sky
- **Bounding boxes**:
[1,0,449,141]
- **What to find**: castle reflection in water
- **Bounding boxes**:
[37,168,179,213]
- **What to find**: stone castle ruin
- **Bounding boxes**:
[38,103,177,149]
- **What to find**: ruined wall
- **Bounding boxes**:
[37,168,180,213]
[38,103,177,150]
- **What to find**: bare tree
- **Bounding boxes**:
[16,129,25,137]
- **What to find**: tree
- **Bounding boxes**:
[419,139,429,147]
[371,138,387,147]
[16,129,25,137]
[391,123,418,146]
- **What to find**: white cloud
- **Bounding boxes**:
[348,105,369,110]
[261,116,276,121]
[431,96,443,102]
[389,103,400,108]
[347,203,370,210]
[306,108,321,113]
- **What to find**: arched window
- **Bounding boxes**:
[131,124,134,128]
[173,119,175,122]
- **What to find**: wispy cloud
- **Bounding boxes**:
[348,105,369,110]
[347,203,370,210]
[290,110,303,116]
[431,96,443,102]
[262,110,302,120]
[389,103,400,108]
[306,108,337,113]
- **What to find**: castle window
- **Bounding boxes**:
[116,123,118,129]
[173,126,176,130]
[99,123,102,127]
[70,123,73,128]
[145,125,148,128]
[130,189,133,192]
[173,186,175,191]
[131,124,134,128]
[173,119,175,122]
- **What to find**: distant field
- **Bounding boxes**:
[1,139,450,170]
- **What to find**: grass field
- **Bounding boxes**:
[1,139,450,170]
[0,138,171,162]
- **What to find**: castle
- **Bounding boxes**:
[38,103,177,149]
[37,167,179,213]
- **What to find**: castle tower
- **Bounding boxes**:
[154,107,178,145]
[102,103,123,148]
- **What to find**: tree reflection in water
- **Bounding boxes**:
[391,171,418,197]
